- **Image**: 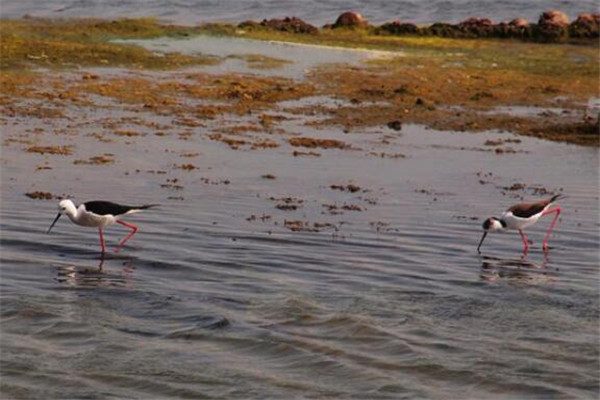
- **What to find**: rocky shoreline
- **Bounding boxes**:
[239,10,599,42]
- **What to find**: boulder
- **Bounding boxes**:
[333,12,369,29]
[509,18,530,28]
[261,17,318,34]
[537,10,570,40]
[458,17,493,28]
[569,13,600,38]
[425,22,459,37]
[538,10,570,27]
[457,17,495,37]
[491,18,532,38]
[376,21,419,35]
[495,22,530,38]
[576,13,600,23]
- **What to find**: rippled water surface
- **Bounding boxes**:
[2,123,599,398]
[1,42,599,400]
[1,0,598,25]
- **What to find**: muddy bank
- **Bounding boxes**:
[0,17,598,146]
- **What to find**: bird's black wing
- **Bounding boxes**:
[83,201,138,216]
[507,194,562,218]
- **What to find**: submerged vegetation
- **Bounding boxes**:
[0,17,597,145]
[0,18,217,69]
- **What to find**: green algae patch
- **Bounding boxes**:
[230,25,598,79]
[0,18,597,146]
[227,54,292,70]
[306,58,598,146]
[71,73,314,114]
[279,31,597,146]
[374,37,599,79]
[0,19,219,70]
[1,18,192,41]
[207,21,599,146]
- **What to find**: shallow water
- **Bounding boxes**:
[1,0,598,25]
[1,67,599,400]
[1,26,599,398]
[115,35,391,78]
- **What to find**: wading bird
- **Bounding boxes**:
[47,199,156,253]
[477,194,562,254]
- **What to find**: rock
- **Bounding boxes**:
[459,17,493,28]
[509,18,530,28]
[539,10,570,27]
[425,22,459,37]
[575,13,600,24]
[387,120,402,131]
[261,17,318,34]
[457,17,495,37]
[537,10,570,40]
[495,19,532,38]
[376,21,419,35]
[333,12,369,29]
[239,17,318,34]
[569,13,600,38]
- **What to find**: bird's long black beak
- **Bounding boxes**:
[47,213,61,234]
[477,231,487,254]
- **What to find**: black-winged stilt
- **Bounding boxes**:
[477,194,562,254]
[47,199,156,253]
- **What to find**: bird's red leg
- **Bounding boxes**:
[541,206,561,252]
[114,220,138,252]
[518,230,529,254]
[98,253,105,271]
[99,227,106,253]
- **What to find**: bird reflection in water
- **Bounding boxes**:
[479,252,558,284]
[55,254,135,288]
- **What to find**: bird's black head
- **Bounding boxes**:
[482,217,506,232]
[478,217,507,254]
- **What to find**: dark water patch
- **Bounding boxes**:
[32,320,97,340]
[165,318,230,339]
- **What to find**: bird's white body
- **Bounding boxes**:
[68,208,115,227]
[500,209,544,231]
[60,200,114,228]
[60,200,141,228]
